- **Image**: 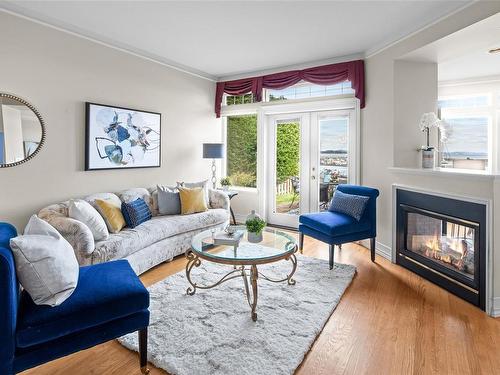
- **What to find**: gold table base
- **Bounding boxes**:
[185,250,297,321]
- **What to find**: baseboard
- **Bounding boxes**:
[491,297,500,318]
[358,239,392,261]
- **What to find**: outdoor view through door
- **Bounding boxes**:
[274,119,301,215]
[319,115,349,211]
[268,109,355,228]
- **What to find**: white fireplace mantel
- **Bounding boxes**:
[389,167,500,180]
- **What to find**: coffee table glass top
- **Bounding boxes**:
[191,227,297,263]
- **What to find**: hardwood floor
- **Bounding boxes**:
[22,236,500,375]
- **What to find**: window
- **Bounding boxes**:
[225,114,257,187]
[438,94,490,109]
[265,81,353,102]
[224,93,255,106]
[438,93,492,171]
[439,116,490,170]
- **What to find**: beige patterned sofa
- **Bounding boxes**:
[38,187,230,275]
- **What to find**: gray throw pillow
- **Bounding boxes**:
[328,190,369,221]
[157,185,181,215]
[9,215,79,306]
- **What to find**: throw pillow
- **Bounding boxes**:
[68,199,109,241]
[177,180,209,205]
[121,198,152,228]
[157,185,181,215]
[94,199,126,233]
[178,187,208,215]
[9,215,79,306]
[329,190,369,221]
[85,192,122,209]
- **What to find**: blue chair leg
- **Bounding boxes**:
[139,328,150,374]
[370,238,376,262]
[329,244,334,270]
[299,232,304,254]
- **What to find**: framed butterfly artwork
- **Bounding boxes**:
[85,102,161,170]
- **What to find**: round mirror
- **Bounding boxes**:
[0,93,45,168]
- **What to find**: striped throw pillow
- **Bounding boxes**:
[121,198,152,228]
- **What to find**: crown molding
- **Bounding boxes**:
[365,1,476,58]
[217,53,364,82]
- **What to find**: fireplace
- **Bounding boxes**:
[396,188,486,310]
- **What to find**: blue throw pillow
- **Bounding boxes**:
[328,190,369,221]
[121,198,152,228]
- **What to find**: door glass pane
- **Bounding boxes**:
[226,114,257,187]
[274,119,300,215]
[318,116,349,211]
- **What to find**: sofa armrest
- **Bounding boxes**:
[38,214,94,263]
[208,189,230,211]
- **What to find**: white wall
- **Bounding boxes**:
[393,60,438,167]
[361,2,500,310]
[0,12,219,230]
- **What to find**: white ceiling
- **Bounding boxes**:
[400,12,500,82]
[0,1,471,81]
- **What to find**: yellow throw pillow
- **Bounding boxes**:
[94,199,126,233]
[178,187,208,215]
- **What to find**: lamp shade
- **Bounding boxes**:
[203,143,224,159]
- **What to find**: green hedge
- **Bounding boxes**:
[226,116,300,187]
[227,115,257,187]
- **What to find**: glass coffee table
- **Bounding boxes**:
[186,227,298,321]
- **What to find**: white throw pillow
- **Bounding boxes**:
[10,215,79,306]
[69,199,109,241]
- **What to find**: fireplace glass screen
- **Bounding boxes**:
[406,212,476,280]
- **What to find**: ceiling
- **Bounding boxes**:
[0,1,471,81]
[400,12,500,82]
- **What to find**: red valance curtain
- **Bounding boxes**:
[215,59,365,117]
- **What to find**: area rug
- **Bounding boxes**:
[118,254,356,375]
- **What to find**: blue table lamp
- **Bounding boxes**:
[203,143,224,189]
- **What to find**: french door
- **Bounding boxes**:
[266,108,358,228]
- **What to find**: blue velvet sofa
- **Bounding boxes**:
[0,222,151,374]
[299,184,379,269]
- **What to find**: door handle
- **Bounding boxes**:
[311,176,316,180]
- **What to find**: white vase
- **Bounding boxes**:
[248,231,263,243]
[422,149,435,169]
[246,210,261,221]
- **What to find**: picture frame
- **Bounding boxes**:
[85,102,161,171]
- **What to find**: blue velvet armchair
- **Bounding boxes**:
[299,184,379,269]
[0,222,151,374]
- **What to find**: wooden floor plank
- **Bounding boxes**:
[21,236,500,375]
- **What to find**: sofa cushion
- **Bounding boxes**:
[10,215,79,307]
[69,199,109,241]
[93,209,228,262]
[157,185,181,215]
[85,192,122,209]
[117,188,153,213]
[178,187,208,214]
[121,198,152,228]
[299,211,370,237]
[177,180,209,205]
[16,260,149,348]
[95,199,126,233]
[328,190,369,221]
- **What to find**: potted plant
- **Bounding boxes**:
[245,210,266,243]
[419,112,448,169]
[220,176,231,191]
